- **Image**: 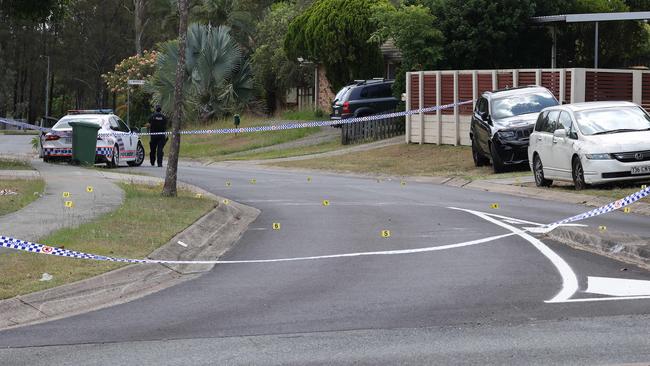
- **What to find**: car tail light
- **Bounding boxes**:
[45,134,59,141]
[342,101,350,114]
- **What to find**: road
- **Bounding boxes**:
[1,140,650,364]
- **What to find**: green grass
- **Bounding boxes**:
[0,178,45,216]
[0,183,215,299]
[226,140,343,161]
[280,109,325,121]
[521,180,650,203]
[142,114,322,161]
[0,130,39,135]
[0,158,33,170]
[273,143,530,180]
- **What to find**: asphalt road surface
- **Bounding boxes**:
[2,156,650,365]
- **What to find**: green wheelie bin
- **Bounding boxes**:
[69,121,101,165]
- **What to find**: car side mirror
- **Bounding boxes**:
[553,128,567,138]
[480,112,492,125]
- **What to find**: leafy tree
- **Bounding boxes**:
[370,2,444,99]
[252,1,311,113]
[147,24,254,122]
[284,0,387,92]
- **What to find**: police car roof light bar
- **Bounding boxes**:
[67,109,114,115]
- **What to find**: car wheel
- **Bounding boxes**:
[533,155,552,187]
[128,142,145,167]
[572,156,588,190]
[489,142,505,173]
[108,144,120,168]
[472,138,488,167]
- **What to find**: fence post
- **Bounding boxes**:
[559,69,566,104]
[535,69,542,86]
[436,71,442,145]
[453,70,460,146]
[513,69,519,88]
[571,68,586,103]
[492,70,498,91]
[633,70,643,105]
[405,72,411,143]
[419,71,424,144]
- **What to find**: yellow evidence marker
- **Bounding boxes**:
[86,186,94,193]
[226,181,231,187]
[623,207,631,214]
[599,225,607,231]
[490,203,500,209]
[322,200,330,206]
[195,193,203,199]
[62,192,71,198]
[64,201,74,208]
[642,184,648,190]
[222,199,230,205]
[307,176,312,183]
[250,179,256,185]
[381,230,391,238]
[400,181,406,186]
[272,223,281,230]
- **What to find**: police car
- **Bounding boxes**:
[41,109,145,168]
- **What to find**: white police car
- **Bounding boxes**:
[42,109,145,168]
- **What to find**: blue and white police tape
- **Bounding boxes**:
[1,183,648,264]
[0,100,473,138]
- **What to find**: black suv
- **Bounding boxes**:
[470,86,559,173]
[331,79,398,120]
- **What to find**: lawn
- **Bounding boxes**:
[0,130,39,135]
[142,111,324,161]
[272,143,531,180]
[521,180,650,203]
[0,183,215,299]
[0,158,33,170]
[0,178,45,216]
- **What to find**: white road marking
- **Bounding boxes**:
[585,276,650,297]
[548,295,650,303]
[144,232,516,265]
[177,241,188,247]
[449,207,579,303]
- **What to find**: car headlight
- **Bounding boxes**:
[584,153,611,160]
[496,130,516,139]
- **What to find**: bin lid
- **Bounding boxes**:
[68,121,101,130]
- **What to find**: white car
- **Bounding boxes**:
[528,101,650,189]
[42,110,145,168]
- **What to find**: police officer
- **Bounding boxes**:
[147,105,168,167]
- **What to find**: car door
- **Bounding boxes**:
[550,111,577,180]
[116,118,136,160]
[536,110,560,178]
[472,97,491,155]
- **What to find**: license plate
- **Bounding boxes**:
[631,165,650,175]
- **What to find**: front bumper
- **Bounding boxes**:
[582,158,650,185]
[492,138,530,165]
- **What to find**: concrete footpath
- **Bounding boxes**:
[0,160,124,244]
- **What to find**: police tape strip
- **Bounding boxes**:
[0,100,473,138]
[1,184,648,264]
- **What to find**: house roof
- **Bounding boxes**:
[531,11,650,23]
[380,38,402,62]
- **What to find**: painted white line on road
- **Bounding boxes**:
[149,232,516,265]
[585,276,650,297]
[449,207,579,303]
[549,295,650,303]
[177,241,188,247]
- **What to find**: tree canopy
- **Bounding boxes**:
[284,0,387,91]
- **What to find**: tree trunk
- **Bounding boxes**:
[133,0,146,56]
[162,0,189,197]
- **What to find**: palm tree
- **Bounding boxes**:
[147,22,255,195]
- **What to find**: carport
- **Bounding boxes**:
[531,11,650,68]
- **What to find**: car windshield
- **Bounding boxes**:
[575,106,650,135]
[491,92,558,119]
[53,118,102,130]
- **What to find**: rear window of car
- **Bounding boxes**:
[334,87,352,103]
[53,118,102,130]
[491,91,558,120]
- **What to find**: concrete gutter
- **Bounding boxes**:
[0,173,260,331]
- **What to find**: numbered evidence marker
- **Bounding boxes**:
[64,201,74,208]
[226,181,232,187]
[400,181,406,186]
[322,199,330,206]
[623,207,631,214]
[195,193,203,199]
[250,179,257,185]
[599,225,607,231]
[272,222,281,230]
[490,203,500,209]
[307,176,312,183]
[86,186,94,193]
[62,192,71,198]
[222,199,230,205]
[381,229,391,238]
[642,184,648,190]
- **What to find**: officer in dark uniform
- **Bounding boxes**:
[147,105,168,167]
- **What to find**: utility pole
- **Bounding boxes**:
[40,55,51,127]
